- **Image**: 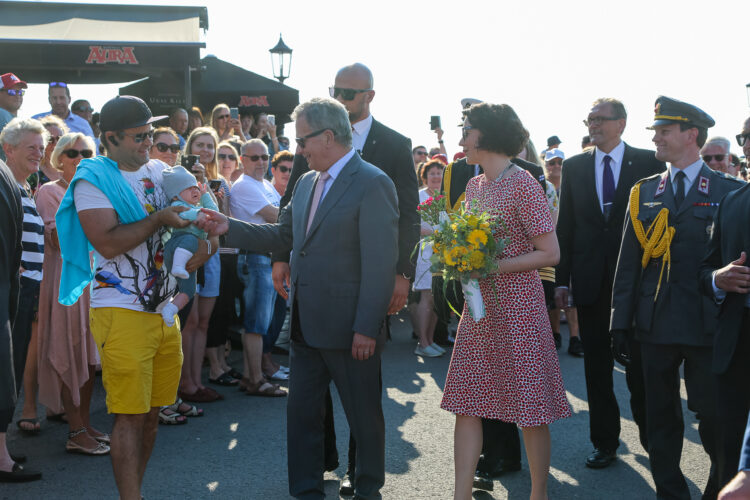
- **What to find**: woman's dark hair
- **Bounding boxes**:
[272,150,294,168]
[419,159,444,181]
[462,103,529,157]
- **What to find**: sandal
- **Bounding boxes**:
[167,398,204,417]
[245,379,287,397]
[178,389,217,403]
[227,368,243,380]
[46,412,67,423]
[16,418,40,436]
[65,428,110,455]
[208,372,239,386]
[265,369,289,381]
[158,407,188,425]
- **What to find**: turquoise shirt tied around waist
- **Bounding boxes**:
[55,156,148,306]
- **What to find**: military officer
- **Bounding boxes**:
[610,96,744,500]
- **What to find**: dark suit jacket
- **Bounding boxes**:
[612,165,744,346]
[226,153,399,349]
[699,182,750,373]
[0,159,23,422]
[279,118,418,277]
[556,144,665,305]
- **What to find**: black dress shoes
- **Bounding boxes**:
[568,337,585,357]
[472,471,494,491]
[339,472,355,496]
[585,449,616,469]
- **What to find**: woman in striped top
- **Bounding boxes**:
[0,118,46,435]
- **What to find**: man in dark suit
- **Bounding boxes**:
[0,158,40,482]
[277,63,419,494]
[198,97,399,500]
[699,114,750,490]
[555,97,665,468]
[612,97,741,499]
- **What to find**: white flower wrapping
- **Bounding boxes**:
[461,277,485,321]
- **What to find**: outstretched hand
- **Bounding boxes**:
[715,252,750,294]
[195,208,229,237]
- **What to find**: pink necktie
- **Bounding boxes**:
[306,171,330,235]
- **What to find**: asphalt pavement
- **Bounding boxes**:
[2,312,711,499]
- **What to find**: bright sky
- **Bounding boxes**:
[15,0,750,160]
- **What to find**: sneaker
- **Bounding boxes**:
[431,343,447,355]
[415,344,442,358]
[553,332,562,350]
[568,336,585,357]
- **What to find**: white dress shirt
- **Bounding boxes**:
[668,158,703,198]
[594,140,626,211]
[319,148,356,201]
[351,114,373,153]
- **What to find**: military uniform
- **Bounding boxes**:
[610,97,744,499]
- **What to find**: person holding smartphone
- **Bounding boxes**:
[209,103,242,142]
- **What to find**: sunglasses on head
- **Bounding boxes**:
[275,165,291,173]
[49,82,68,88]
[702,154,726,163]
[218,153,237,161]
[737,133,750,147]
[296,128,333,148]
[155,142,180,154]
[2,89,24,96]
[243,154,269,162]
[122,130,154,143]
[328,87,372,101]
[63,149,93,159]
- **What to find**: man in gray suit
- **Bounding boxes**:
[197,97,399,500]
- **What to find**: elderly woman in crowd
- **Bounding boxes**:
[210,103,243,142]
[229,139,286,396]
[217,141,242,183]
[0,119,47,436]
[29,115,67,191]
[35,132,109,454]
[149,127,181,167]
[413,159,446,358]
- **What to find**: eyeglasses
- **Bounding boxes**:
[48,136,60,145]
[122,130,154,143]
[218,153,237,161]
[217,114,229,120]
[415,150,428,156]
[737,133,750,147]
[583,116,619,127]
[63,149,94,159]
[1,89,25,96]
[546,159,563,166]
[276,166,291,173]
[154,142,180,154]
[461,126,475,140]
[702,154,727,163]
[49,82,68,88]
[74,107,93,113]
[296,128,333,147]
[242,154,270,162]
[328,87,372,101]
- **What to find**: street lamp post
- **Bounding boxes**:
[746,82,750,107]
[270,34,292,84]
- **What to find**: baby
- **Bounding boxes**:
[160,165,219,326]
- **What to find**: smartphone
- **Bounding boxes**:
[209,180,222,192]
[230,107,239,120]
[268,114,276,126]
[180,154,199,170]
[430,115,441,130]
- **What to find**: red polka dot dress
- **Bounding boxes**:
[440,169,571,427]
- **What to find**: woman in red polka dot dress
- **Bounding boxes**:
[441,103,571,500]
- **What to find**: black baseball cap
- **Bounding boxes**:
[99,95,167,132]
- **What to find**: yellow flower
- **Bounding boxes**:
[480,222,490,229]
[467,229,488,247]
[466,215,479,228]
[443,248,456,266]
[451,223,458,231]
[469,250,485,269]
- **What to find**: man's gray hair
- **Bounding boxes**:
[591,97,627,120]
[0,117,49,147]
[292,98,353,148]
[704,136,731,153]
[241,138,268,154]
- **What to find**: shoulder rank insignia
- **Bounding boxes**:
[654,173,668,198]
[643,201,662,208]
[697,176,710,195]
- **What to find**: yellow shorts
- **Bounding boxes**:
[90,307,183,414]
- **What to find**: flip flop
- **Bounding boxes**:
[208,372,239,386]
[16,419,40,436]
[46,412,67,423]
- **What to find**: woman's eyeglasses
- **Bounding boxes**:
[63,149,94,159]
[242,154,270,162]
[702,154,726,163]
[218,153,237,161]
[154,143,180,154]
[275,166,291,173]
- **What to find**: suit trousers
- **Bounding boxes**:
[479,419,521,470]
[577,281,647,452]
[641,342,718,500]
[288,307,385,499]
[716,310,750,490]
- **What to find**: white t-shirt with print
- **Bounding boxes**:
[73,159,176,313]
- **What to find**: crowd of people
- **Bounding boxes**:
[2,63,750,500]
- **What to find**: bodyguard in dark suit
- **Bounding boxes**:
[199,98,398,499]
[612,97,741,499]
[700,115,750,490]
[555,98,665,468]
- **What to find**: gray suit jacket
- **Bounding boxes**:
[225,152,399,349]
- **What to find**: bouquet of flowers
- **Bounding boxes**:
[416,195,507,321]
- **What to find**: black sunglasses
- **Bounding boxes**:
[218,153,237,161]
[415,150,428,156]
[49,82,68,88]
[48,136,60,145]
[122,130,154,143]
[275,166,291,173]
[702,154,727,163]
[2,89,24,96]
[63,149,94,159]
[155,142,180,154]
[583,116,619,127]
[328,87,372,101]
[737,133,750,147]
[296,128,333,148]
[242,154,269,162]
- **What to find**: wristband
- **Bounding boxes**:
[206,239,212,256]
[438,140,444,144]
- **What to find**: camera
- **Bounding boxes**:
[180,154,199,170]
